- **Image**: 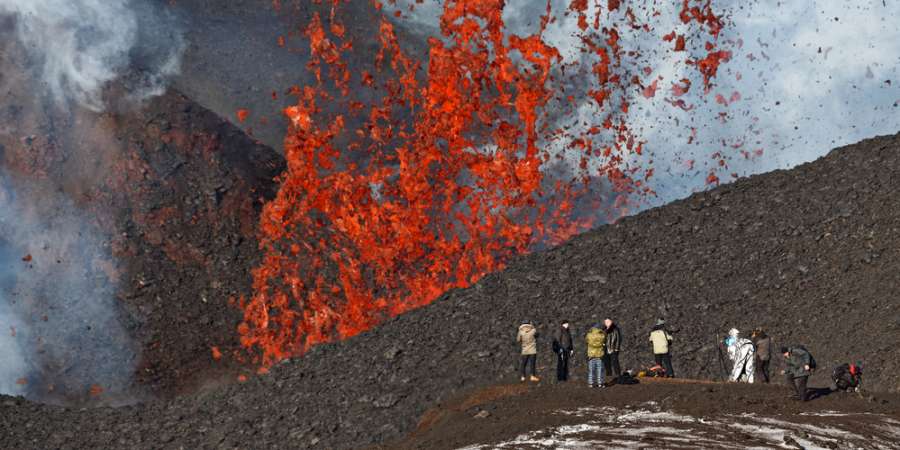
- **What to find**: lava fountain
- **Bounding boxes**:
[238,0,733,366]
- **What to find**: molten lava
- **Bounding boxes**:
[238,0,730,366]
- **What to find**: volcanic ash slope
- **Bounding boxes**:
[2,133,900,448]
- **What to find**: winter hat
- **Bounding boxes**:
[728,328,739,337]
[780,346,789,354]
[655,318,665,326]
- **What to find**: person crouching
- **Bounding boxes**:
[585,324,607,388]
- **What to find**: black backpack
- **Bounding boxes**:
[797,345,816,370]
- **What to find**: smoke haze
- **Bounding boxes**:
[0,173,137,403]
[0,0,184,112]
[0,0,183,402]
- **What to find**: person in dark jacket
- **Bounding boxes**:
[781,346,812,401]
[552,320,574,381]
[603,318,622,380]
[751,328,772,383]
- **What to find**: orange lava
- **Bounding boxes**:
[238,0,729,366]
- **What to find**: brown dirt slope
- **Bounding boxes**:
[388,379,900,449]
[1,133,899,447]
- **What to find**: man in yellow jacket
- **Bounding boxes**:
[585,324,607,388]
[649,318,675,377]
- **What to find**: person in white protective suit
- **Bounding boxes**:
[725,328,755,383]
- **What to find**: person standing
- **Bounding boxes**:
[552,320,574,382]
[649,319,675,378]
[585,324,607,388]
[726,328,755,383]
[517,320,540,382]
[603,318,622,381]
[782,346,813,401]
[751,328,772,383]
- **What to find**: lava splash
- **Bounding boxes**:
[238,0,730,365]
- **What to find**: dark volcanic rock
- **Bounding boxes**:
[2,131,900,447]
[0,63,284,400]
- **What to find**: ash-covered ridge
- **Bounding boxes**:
[1,132,900,448]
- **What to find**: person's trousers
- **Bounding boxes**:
[521,354,536,377]
[587,357,605,386]
[556,351,570,381]
[655,353,675,377]
[603,352,621,378]
[755,358,770,383]
[786,374,808,400]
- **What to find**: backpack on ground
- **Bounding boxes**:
[617,371,640,385]
[637,364,666,378]
[832,363,862,392]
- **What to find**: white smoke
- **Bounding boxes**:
[0,173,136,403]
[0,0,184,112]
[386,0,900,210]
[0,293,27,396]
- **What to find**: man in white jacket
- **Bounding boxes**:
[726,328,755,383]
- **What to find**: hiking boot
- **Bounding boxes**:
[529,376,540,382]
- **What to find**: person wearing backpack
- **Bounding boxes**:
[552,320,574,382]
[649,319,675,378]
[751,328,772,383]
[781,345,815,401]
[517,320,540,382]
[585,324,607,388]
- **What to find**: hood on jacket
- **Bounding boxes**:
[519,323,535,333]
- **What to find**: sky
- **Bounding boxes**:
[386,0,900,208]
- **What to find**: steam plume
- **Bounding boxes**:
[0,173,136,404]
[0,0,184,111]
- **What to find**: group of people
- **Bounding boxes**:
[516,318,674,388]
[724,327,820,401]
[517,321,863,400]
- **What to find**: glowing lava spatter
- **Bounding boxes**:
[238,0,730,366]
